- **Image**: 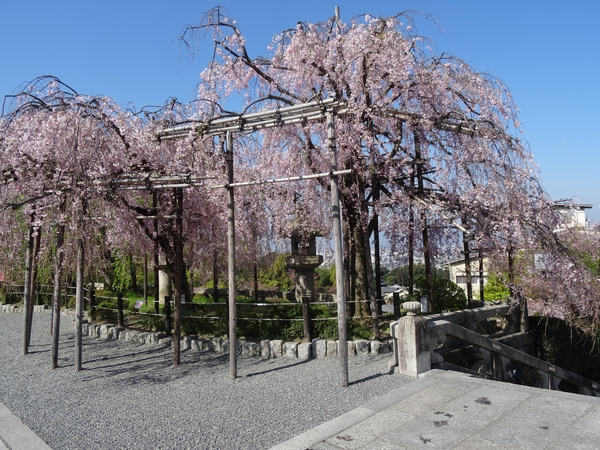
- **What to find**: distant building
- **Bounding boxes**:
[553,201,592,230]
[448,200,593,299]
[447,257,488,300]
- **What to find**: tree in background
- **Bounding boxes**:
[178,7,551,323]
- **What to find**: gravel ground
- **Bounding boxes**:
[0,310,413,450]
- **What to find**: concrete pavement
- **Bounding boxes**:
[271,369,600,449]
[0,402,52,450]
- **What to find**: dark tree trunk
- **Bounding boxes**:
[507,245,528,332]
[254,262,259,303]
[415,133,433,312]
[421,212,433,312]
[408,203,415,296]
[350,222,371,320]
[143,253,148,305]
[363,223,380,339]
[129,252,138,294]
[213,250,219,303]
[173,187,185,366]
[372,182,382,316]
[463,231,473,308]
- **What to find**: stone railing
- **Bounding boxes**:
[390,302,600,397]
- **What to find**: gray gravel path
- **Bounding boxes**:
[0,310,413,449]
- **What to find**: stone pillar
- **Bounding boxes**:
[392,301,431,377]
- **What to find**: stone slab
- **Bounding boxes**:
[270,369,600,450]
[0,402,52,450]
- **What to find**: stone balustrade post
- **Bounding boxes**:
[391,301,431,377]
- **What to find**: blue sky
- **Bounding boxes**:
[1,1,599,220]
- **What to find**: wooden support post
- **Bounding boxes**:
[153,190,160,315]
[117,292,124,328]
[89,284,96,321]
[393,291,401,321]
[30,227,41,311]
[328,112,348,387]
[369,293,380,341]
[51,221,65,370]
[143,253,148,305]
[75,238,85,371]
[213,250,219,303]
[302,295,313,342]
[173,187,184,367]
[254,263,259,303]
[226,132,238,380]
[164,296,171,336]
[22,223,35,356]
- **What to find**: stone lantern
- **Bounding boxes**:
[285,219,323,341]
[285,221,323,303]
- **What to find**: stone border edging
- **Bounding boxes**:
[74,314,392,360]
[0,304,46,313]
[0,306,393,359]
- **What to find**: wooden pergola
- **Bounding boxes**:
[157,97,351,386]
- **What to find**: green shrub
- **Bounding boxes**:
[414,275,467,313]
[172,300,375,342]
[93,298,118,323]
[178,301,228,336]
[484,274,511,301]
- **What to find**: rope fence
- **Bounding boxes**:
[3,283,398,340]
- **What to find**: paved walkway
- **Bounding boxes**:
[0,402,52,450]
[271,369,600,449]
